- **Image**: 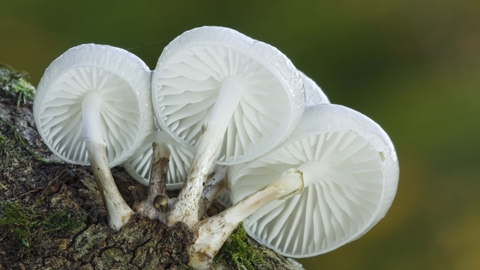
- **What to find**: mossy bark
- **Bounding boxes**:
[0,66,303,270]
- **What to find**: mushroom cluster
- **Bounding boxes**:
[33,26,399,269]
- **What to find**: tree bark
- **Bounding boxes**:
[0,66,303,270]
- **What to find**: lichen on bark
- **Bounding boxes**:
[0,64,303,270]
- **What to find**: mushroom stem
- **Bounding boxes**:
[82,91,133,231]
[168,78,244,227]
[135,142,171,222]
[199,166,228,217]
[86,139,134,231]
[297,161,327,188]
[188,168,304,269]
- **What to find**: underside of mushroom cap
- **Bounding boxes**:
[152,26,304,165]
[228,104,399,258]
[33,44,153,167]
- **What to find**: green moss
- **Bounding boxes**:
[214,223,263,270]
[0,63,35,106]
[0,201,85,254]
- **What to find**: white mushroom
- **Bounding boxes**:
[174,70,325,211]
[33,44,153,230]
[228,104,399,257]
[189,168,304,270]
[151,26,305,226]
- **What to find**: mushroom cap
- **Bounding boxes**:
[33,44,153,167]
[228,104,399,258]
[151,26,305,165]
[123,130,194,190]
[298,71,330,106]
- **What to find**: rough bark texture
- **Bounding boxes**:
[0,66,303,270]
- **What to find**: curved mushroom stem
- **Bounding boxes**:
[188,168,304,269]
[134,142,171,222]
[86,140,134,230]
[168,78,244,227]
[83,91,133,231]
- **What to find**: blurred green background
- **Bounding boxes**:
[1,1,479,269]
